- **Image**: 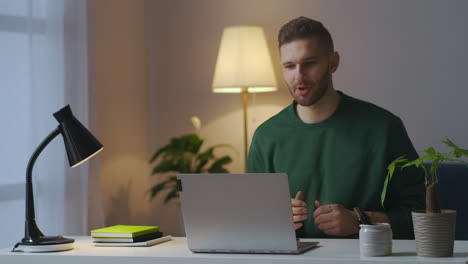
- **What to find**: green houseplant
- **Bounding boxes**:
[149,131,234,204]
[383,138,468,213]
[383,138,468,257]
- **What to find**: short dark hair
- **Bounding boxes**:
[278,16,334,52]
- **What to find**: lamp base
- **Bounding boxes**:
[16,236,74,252]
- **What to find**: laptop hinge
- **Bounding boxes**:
[177,179,183,192]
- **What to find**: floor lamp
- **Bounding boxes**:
[212,26,277,170]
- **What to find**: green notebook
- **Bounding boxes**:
[91,225,160,238]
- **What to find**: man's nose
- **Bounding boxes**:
[294,65,305,82]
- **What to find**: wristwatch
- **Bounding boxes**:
[353,207,371,225]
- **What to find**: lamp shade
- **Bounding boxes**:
[212,26,277,93]
[53,105,103,168]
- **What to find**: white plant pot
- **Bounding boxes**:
[411,209,456,257]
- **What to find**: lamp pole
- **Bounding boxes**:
[241,88,249,171]
[211,26,278,171]
[24,127,61,243]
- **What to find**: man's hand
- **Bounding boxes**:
[291,191,308,230]
[313,200,359,236]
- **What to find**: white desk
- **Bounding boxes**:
[1,237,467,264]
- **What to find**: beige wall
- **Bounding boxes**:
[90,0,151,228]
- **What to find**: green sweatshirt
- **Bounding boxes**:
[247,91,425,239]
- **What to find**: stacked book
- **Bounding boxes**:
[91,225,171,247]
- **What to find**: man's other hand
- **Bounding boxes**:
[291,191,308,230]
[313,200,359,236]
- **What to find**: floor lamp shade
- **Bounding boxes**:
[212,26,277,93]
[211,26,277,170]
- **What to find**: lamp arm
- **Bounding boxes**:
[24,126,61,241]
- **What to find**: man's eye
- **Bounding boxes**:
[304,61,317,66]
[284,65,295,70]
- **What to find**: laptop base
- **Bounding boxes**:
[191,241,319,255]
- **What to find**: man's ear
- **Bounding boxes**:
[330,51,340,73]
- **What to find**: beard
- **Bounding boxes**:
[288,69,331,107]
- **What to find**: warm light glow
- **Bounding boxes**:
[212,26,277,94]
[71,147,104,168]
[213,87,277,93]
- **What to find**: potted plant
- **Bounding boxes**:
[383,138,468,257]
[149,117,234,204]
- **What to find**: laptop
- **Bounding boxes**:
[176,173,319,254]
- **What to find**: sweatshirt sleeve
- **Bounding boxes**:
[383,117,426,239]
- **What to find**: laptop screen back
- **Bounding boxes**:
[177,173,297,252]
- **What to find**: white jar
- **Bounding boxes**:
[359,223,392,257]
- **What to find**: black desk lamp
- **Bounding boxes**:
[16,105,103,252]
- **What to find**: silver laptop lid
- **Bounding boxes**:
[177,173,298,252]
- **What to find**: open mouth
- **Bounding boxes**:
[297,86,310,96]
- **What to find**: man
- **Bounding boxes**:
[247,17,425,239]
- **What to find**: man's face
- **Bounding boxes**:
[280,37,337,106]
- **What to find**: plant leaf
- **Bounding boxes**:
[443,138,468,158]
[401,159,422,169]
[208,156,232,173]
[420,147,438,160]
[197,147,214,160]
[381,171,391,208]
[195,147,214,172]
[179,134,203,154]
[148,176,177,199]
[430,159,440,183]
[381,155,408,208]
[164,189,180,204]
[150,145,171,163]
[152,159,179,174]
[149,181,168,198]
